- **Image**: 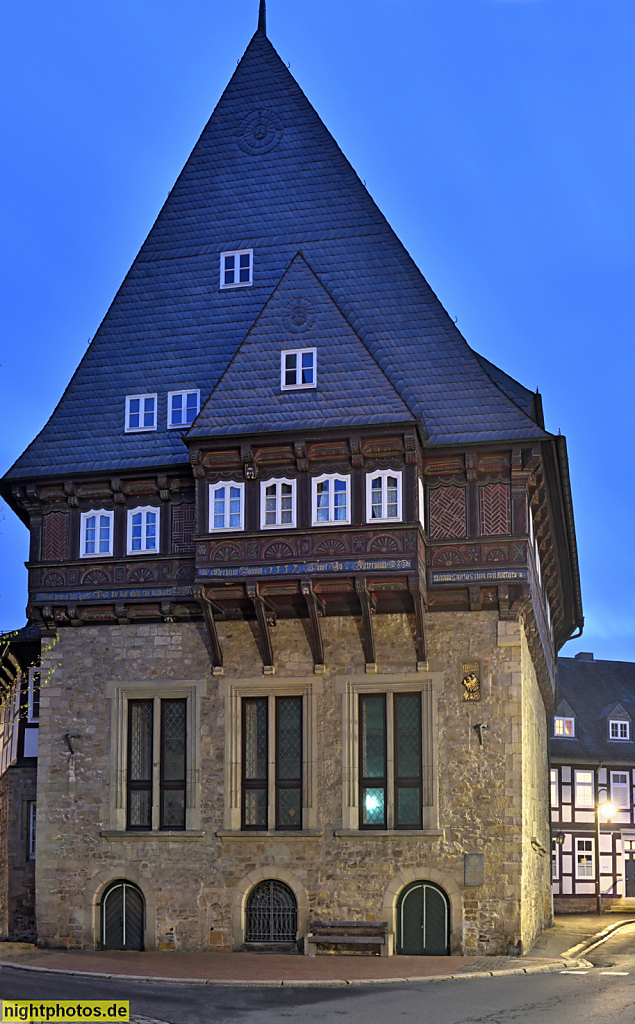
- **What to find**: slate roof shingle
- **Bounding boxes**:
[3,28,546,483]
[553,657,635,763]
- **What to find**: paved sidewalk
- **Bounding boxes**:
[530,914,635,958]
[0,943,575,986]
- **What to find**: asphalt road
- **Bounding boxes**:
[3,927,635,1024]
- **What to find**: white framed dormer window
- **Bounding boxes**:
[366,471,402,523]
[127,506,160,555]
[312,474,351,526]
[554,716,575,738]
[610,720,630,741]
[281,349,316,391]
[168,390,200,428]
[220,249,253,289]
[611,771,630,809]
[125,394,157,432]
[209,481,245,532]
[260,478,296,529]
[80,509,114,558]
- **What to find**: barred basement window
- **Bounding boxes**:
[242,696,303,831]
[359,692,423,830]
[127,698,186,831]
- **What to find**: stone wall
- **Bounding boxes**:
[0,765,37,941]
[36,610,551,954]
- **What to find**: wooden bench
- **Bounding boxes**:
[305,920,388,955]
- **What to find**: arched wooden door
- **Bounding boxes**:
[397,881,449,955]
[101,881,145,950]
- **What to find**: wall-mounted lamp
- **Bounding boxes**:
[474,723,488,746]
[553,831,565,846]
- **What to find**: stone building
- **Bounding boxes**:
[0,4,583,955]
[551,653,635,913]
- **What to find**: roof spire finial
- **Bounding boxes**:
[258,0,266,35]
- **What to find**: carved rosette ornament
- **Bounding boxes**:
[236,108,284,154]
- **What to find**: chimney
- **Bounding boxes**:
[574,652,594,662]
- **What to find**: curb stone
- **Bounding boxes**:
[0,958,582,986]
[562,918,635,959]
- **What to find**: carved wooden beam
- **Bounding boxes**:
[408,576,427,668]
[193,586,224,676]
[355,577,377,672]
[246,583,275,674]
[301,578,325,673]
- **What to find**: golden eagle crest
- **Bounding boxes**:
[462,672,481,701]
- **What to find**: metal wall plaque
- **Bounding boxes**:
[461,660,481,701]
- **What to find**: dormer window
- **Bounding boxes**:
[220,249,253,289]
[168,390,200,428]
[281,349,316,391]
[366,471,402,522]
[610,720,630,740]
[126,394,157,432]
[554,716,575,738]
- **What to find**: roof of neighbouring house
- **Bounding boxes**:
[552,656,635,762]
[2,19,546,485]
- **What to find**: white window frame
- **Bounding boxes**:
[366,470,403,523]
[125,393,157,433]
[418,478,425,531]
[126,505,161,555]
[551,838,559,880]
[575,837,595,879]
[167,389,200,429]
[220,248,253,289]
[554,716,575,738]
[260,478,297,530]
[80,509,114,558]
[610,720,630,741]
[550,768,558,808]
[611,771,630,809]
[311,473,351,527]
[27,668,40,724]
[208,481,245,533]
[574,769,594,809]
[28,801,36,860]
[280,348,317,391]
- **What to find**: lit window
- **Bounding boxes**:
[366,471,402,522]
[359,693,424,830]
[550,768,558,808]
[281,348,317,391]
[554,717,575,737]
[610,720,630,740]
[574,770,594,808]
[220,249,253,289]
[261,478,296,529]
[575,837,594,878]
[312,474,350,526]
[28,802,36,860]
[168,390,200,428]
[125,394,157,432]
[551,838,559,880]
[127,506,160,555]
[611,771,630,809]
[80,509,114,558]
[209,481,245,532]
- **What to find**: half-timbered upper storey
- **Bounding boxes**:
[0,11,582,702]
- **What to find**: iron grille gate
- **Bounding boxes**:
[245,880,297,943]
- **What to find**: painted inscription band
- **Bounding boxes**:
[199,558,413,579]
[34,586,194,602]
[430,569,529,584]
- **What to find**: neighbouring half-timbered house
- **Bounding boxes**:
[551,654,635,912]
[0,3,582,955]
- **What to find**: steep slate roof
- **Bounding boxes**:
[189,253,413,437]
[3,23,546,484]
[552,657,635,763]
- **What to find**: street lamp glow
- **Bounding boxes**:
[598,799,616,820]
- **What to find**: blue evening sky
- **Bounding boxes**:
[1,0,634,660]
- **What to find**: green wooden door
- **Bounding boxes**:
[397,881,449,955]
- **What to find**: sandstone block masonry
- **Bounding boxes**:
[35,610,551,955]
[0,765,37,941]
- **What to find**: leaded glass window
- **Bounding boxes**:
[394,693,422,828]
[359,695,387,828]
[276,697,302,830]
[127,700,153,830]
[160,699,186,829]
[242,698,268,829]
